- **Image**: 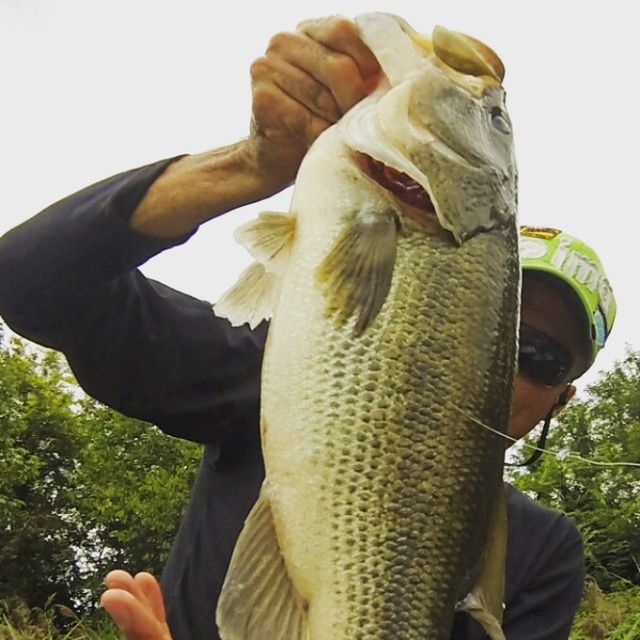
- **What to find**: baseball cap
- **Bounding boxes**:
[519,226,616,366]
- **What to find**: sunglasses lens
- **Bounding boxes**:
[518,325,572,386]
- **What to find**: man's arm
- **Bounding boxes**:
[0,157,269,443]
[0,17,380,442]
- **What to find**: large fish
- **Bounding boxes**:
[214,13,519,640]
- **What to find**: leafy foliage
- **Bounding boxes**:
[0,597,120,640]
[570,582,640,639]
[70,400,202,606]
[511,349,640,591]
[0,330,201,612]
[0,338,83,609]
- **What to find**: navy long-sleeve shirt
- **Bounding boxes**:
[0,158,584,640]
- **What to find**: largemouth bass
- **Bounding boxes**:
[214,13,519,640]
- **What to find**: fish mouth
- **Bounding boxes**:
[354,152,437,217]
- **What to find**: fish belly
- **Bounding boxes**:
[261,225,519,639]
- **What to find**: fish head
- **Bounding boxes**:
[343,14,517,243]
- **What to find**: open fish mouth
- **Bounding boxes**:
[355,151,436,214]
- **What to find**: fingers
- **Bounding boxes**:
[263,31,359,116]
[105,570,148,606]
[134,572,167,624]
[102,571,170,640]
[100,589,136,637]
[261,17,381,118]
[297,16,380,81]
[250,53,340,126]
[250,79,332,145]
[242,15,382,190]
[101,589,171,640]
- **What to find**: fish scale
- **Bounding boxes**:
[257,227,519,639]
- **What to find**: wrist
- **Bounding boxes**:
[236,135,297,199]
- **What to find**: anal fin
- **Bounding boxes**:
[216,488,308,640]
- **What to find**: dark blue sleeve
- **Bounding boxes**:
[0,157,266,444]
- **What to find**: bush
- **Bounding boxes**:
[570,582,640,639]
[0,598,119,640]
[0,332,201,613]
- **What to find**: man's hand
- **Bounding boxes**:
[130,16,380,239]
[243,16,381,193]
[101,570,173,640]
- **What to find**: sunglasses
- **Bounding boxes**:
[518,324,573,386]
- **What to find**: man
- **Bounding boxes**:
[0,16,615,640]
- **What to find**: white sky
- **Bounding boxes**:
[1,0,637,393]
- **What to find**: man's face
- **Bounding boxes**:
[508,275,589,440]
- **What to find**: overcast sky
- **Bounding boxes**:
[1,0,637,393]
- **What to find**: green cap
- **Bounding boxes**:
[519,226,616,363]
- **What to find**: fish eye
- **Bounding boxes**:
[490,107,511,134]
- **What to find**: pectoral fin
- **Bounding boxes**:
[456,487,508,640]
[315,209,398,334]
[216,489,308,640]
[213,262,278,329]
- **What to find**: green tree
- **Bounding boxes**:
[0,334,201,612]
[0,338,83,609]
[512,349,640,591]
[69,399,201,607]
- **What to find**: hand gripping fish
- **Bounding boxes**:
[214,13,519,640]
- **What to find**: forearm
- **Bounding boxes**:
[0,139,281,323]
[0,151,268,437]
[130,142,287,239]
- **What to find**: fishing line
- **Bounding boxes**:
[452,404,640,469]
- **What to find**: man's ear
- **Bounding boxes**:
[551,384,576,418]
